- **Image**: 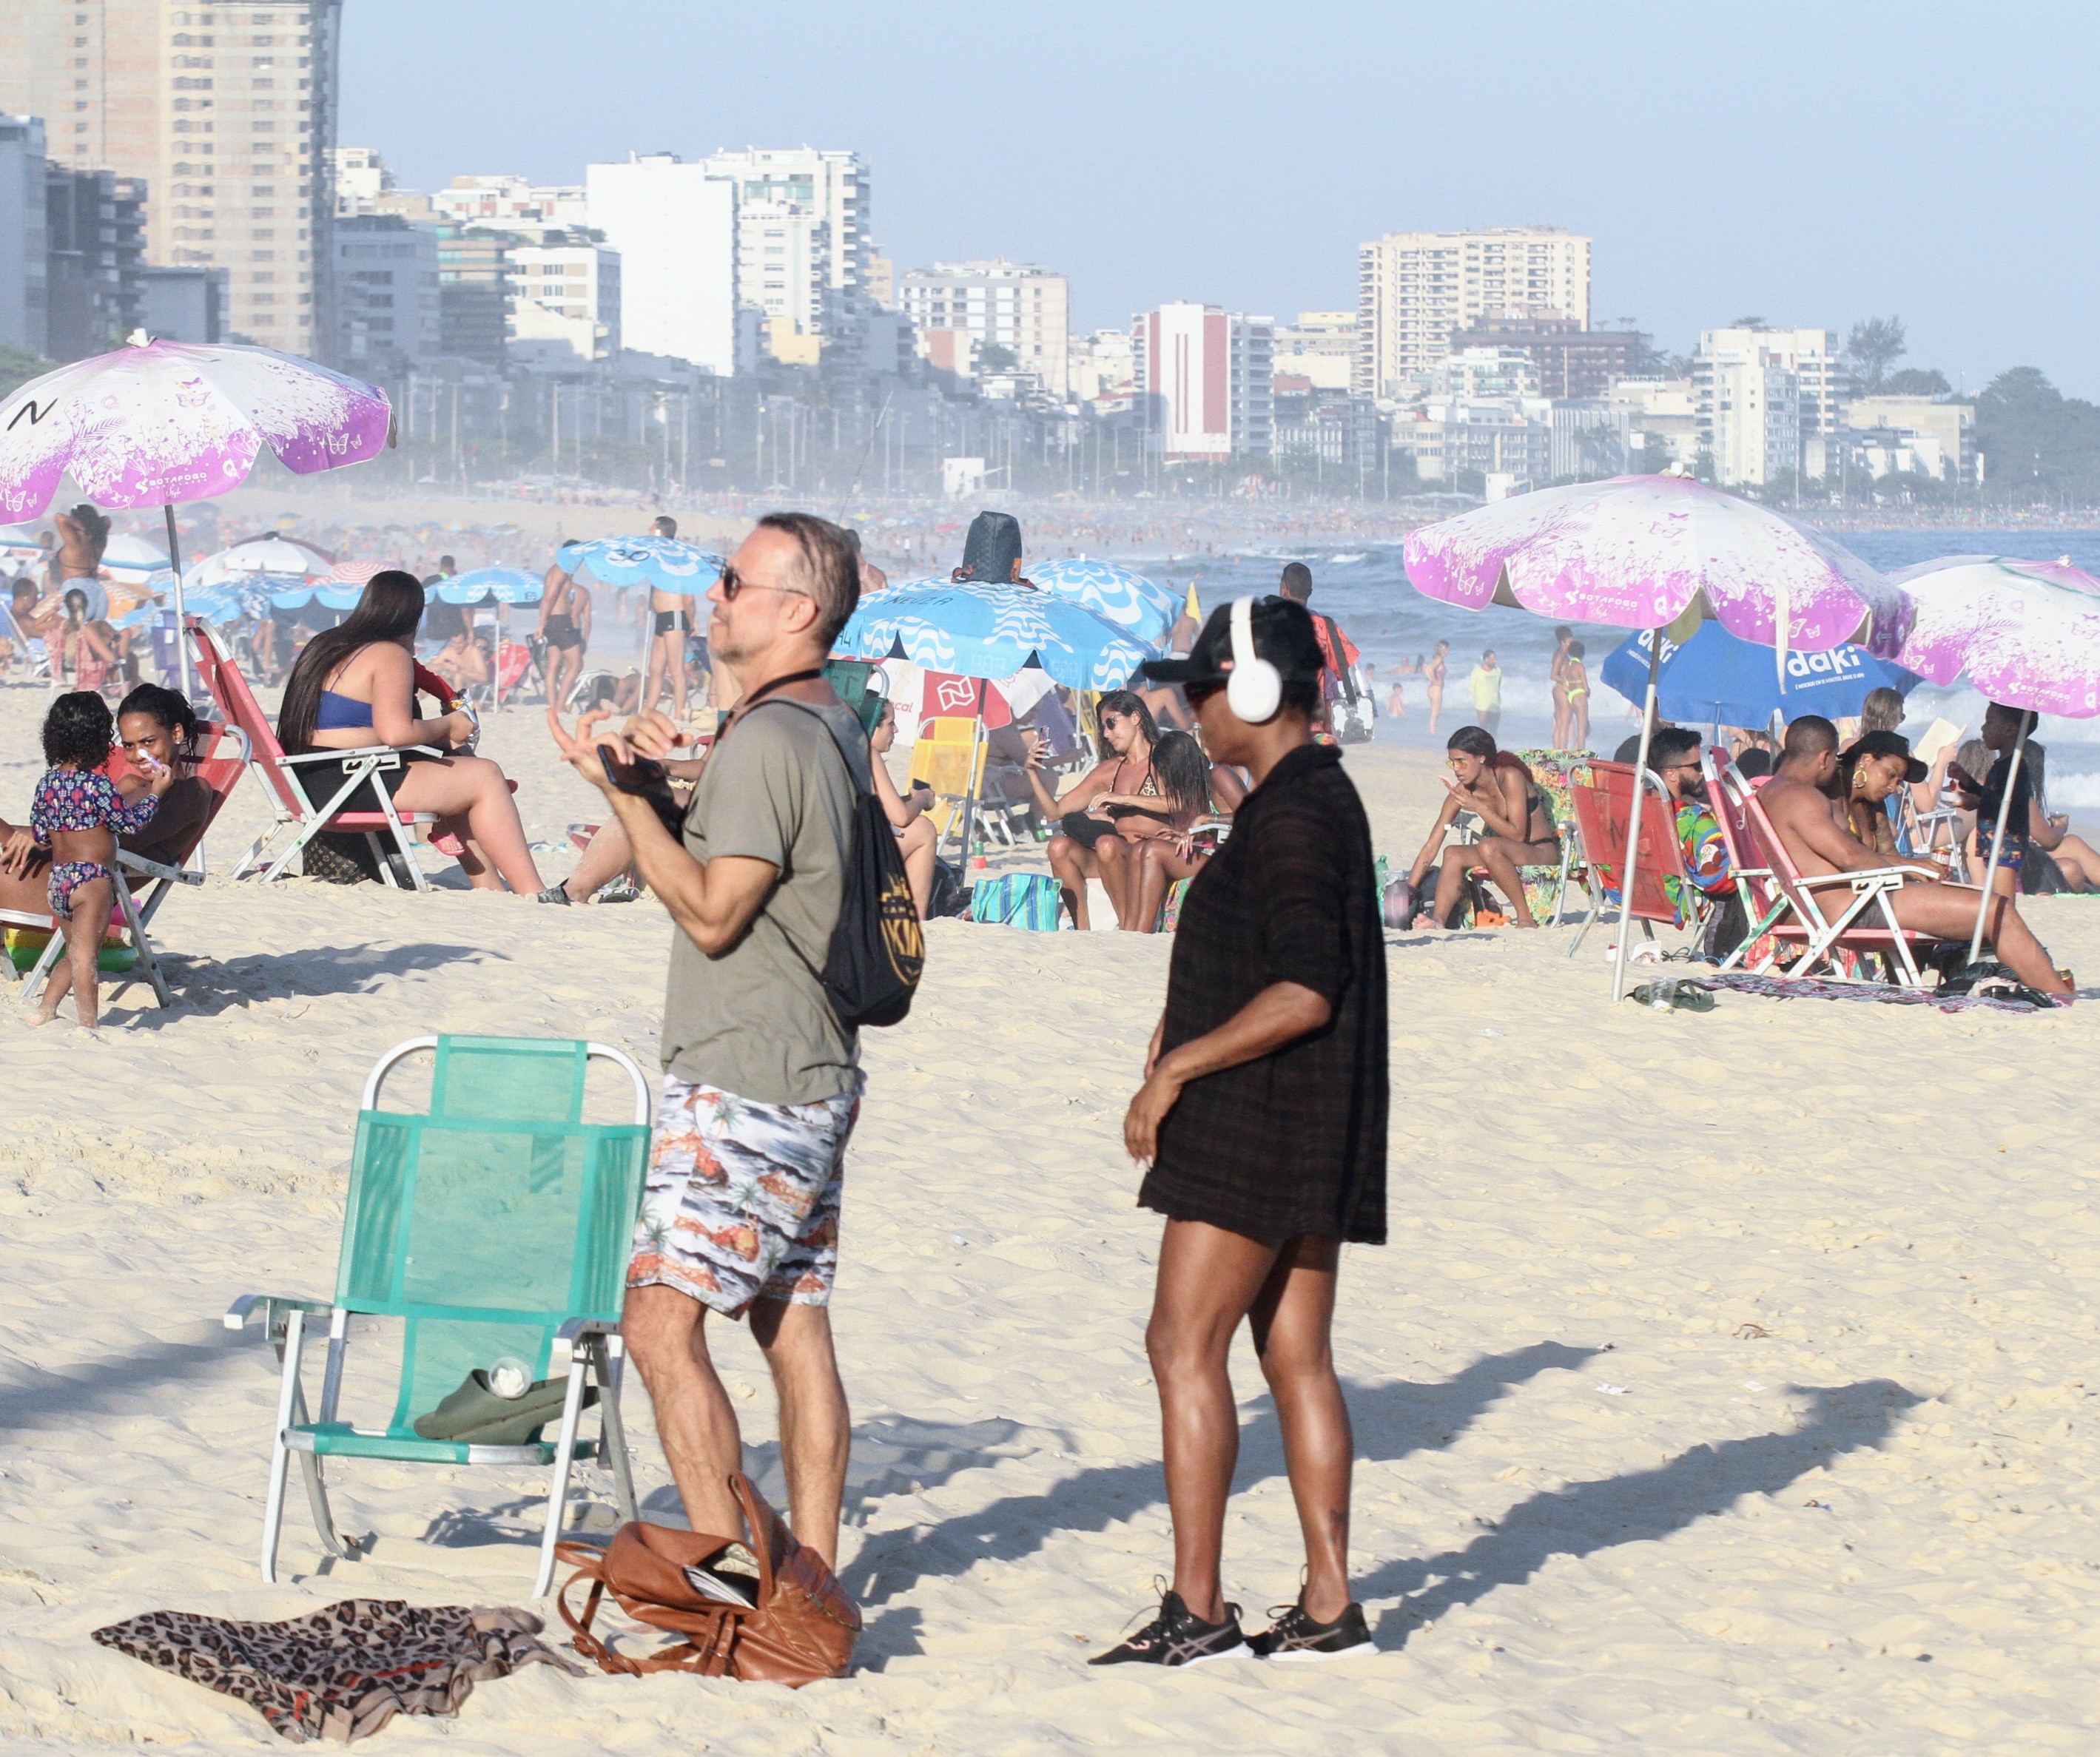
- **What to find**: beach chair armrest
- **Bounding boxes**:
[553,1316,625,1367]
[277,743,448,766]
[224,1292,332,1335]
[1794,866,1925,891]
[117,849,203,886]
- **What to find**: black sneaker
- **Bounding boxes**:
[1089,1588,1251,1667]
[1249,1599,1376,1662]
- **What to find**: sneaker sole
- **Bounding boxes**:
[1263,1639,1377,1663]
[1179,1640,1256,1665]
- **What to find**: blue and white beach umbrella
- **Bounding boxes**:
[434,566,544,606]
[556,536,724,595]
[1028,556,1181,644]
[838,577,1155,690]
[1601,621,1916,729]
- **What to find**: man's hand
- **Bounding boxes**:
[620,708,685,760]
[1123,1060,1185,1167]
[548,704,633,795]
[0,824,36,877]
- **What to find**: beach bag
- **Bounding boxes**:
[969,871,1064,931]
[765,701,924,1029]
[555,1474,859,1687]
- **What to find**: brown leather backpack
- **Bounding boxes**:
[554,1474,859,1687]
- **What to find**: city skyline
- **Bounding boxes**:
[339,0,2100,399]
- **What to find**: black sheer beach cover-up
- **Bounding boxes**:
[1140,742,1389,1245]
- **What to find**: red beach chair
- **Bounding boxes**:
[1564,759,1699,959]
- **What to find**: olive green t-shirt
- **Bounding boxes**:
[660,697,869,1105]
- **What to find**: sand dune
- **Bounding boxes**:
[2,680,2098,1753]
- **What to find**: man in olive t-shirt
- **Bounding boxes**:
[554,512,868,1567]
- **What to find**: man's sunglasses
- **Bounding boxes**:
[1182,678,1226,706]
[718,564,810,603]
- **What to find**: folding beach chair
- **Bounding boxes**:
[3,720,249,1010]
[1511,749,1586,927]
[919,716,1029,854]
[1564,760,1700,958]
[187,621,441,890]
[1704,753,1941,986]
[226,1034,653,1596]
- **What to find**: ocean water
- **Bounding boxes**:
[1133,530,2100,817]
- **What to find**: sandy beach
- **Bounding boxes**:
[3,678,2099,1755]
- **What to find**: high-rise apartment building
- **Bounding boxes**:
[697,147,867,354]
[1694,326,1841,485]
[0,0,344,358]
[1356,226,1589,399]
[0,115,50,353]
[1132,302,1273,460]
[585,154,738,374]
[898,260,1070,395]
[508,240,619,364]
[331,212,437,373]
[1272,311,1356,393]
[45,164,146,357]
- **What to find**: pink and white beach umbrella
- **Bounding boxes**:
[0,333,391,693]
[1891,555,2100,962]
[1403,473,1909,1000]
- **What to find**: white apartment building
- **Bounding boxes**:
[0,115,49,353]
[1842,394,1972,482]
[1356,226,1589,399]
[1430,346,1540,400]
[699,147,867,351]
[329,144,388,215]
[1695,327,1841,485]
[1606,376,1699,470]
[1133,302,1273,459]
[508,241,619,363]
[0,0,346,358]
[584,154,737,374]
[1271,311,1355,392]
[1068,327,1135,407]
[898,259,1071,394]
[734,198,829,351]
[432,174,586,231]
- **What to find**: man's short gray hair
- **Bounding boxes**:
[759,511,861,647]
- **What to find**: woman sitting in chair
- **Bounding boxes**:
[1023,688,1163,931]
[1407,726,1561,929]
[1123,732,1243,934]
[278,570,545,896]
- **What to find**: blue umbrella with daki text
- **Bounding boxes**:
[556,536,724,595]
[1601,620,1918,730]
[837,576,1156,691]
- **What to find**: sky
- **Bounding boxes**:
[340,0,2100,398]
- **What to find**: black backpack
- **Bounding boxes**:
[764,701,926,1029]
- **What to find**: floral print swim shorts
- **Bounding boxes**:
[627,1076,861,1318]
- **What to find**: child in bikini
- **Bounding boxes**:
[30,690,171,1030]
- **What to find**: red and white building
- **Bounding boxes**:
[1132,301,1273,460]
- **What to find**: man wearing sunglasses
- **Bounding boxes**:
[553,511,870,1568]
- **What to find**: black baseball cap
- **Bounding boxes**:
[1849,729,1928,783]
[1142,596,1325,689]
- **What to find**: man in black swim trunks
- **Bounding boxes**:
[642,513,694,723]
[536,553,593,709]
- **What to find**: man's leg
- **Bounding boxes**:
[1887,881,2070,994]
[1247,1235,1351,1622]
[620,1284,746,1538]
[749,1300,850,1565]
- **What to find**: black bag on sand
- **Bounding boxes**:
[766,702,925,1029]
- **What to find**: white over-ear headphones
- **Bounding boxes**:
[1226,596,1282,723]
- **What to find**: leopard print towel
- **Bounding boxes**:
[92,1598,587,1743]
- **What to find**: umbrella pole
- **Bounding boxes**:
[1966,719,2028,968]
[162,502,192,702]
[1611,630,1664,1003]
[959,698,984,863]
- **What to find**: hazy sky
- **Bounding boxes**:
[342,1,2100,397]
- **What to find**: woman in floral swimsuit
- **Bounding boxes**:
[29,690,171,1029]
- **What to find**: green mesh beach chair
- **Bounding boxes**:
[226,1034,653,1597]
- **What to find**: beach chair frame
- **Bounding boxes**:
[226,1034,654,1597]
[1706,755,1937,986]
[4,721,250,1011]
[186,621,440,889]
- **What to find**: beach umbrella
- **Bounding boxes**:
[1888,555,2100,964]
[1601,622,1916,734]
[839,576,1153,692]
[323,557,405,587]
[0,520,43,556]
[208,533,329,577]
[434,566,543,606]
[100,532,169,577]
[1403,473,1909,1001]
[556,535,724,595]
[1028,556,1180,644]
[0,333,390,696]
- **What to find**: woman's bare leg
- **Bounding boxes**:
[898,815,937,918]
[1247,1236,1352,1622]
[1046,834,1096,930]
[1146,1218,1282,1625]
[1094,833,1136,928]
[1472,837,1541,927]
[394,755,543,894]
